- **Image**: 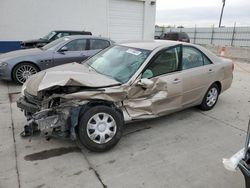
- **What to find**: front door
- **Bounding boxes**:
[53,39,89,66]
[124,46,183,119]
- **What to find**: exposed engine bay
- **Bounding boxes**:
[17,87,86,140]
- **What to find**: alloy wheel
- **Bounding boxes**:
[206,87,218,107]
[15,64,37,83]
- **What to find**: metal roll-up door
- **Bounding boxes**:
[109,0,144,42]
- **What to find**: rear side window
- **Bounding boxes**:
[182,46,212,70]
[89,39,110,50]
[182,47,203,70]
[203,55,212,65]
[64,39,87,51]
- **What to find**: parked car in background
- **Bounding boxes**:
[162,32,190,43]
[0,35,113,84]
[17,40,233,152]
[20,30,92,49]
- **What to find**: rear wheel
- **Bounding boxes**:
[12,62,39,84]
[77,105,123,152]
[199,83,219,111]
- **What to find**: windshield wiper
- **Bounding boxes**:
[85,63,97,72]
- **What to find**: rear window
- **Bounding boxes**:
[180,33,189,39]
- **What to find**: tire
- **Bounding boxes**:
[12,62,39,84]
[199,83,220,111]
[77,105,124,152]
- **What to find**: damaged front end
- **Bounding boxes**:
[17,90,84,140]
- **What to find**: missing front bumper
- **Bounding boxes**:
[16,96,39,113]
[19,105,72,140]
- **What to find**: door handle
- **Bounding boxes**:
[208,69,214,74]
[172,78,181,84]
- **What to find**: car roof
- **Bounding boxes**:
[63,35,112,41]
[165,32,187,34]
[119,40,220,62]
[119,40,188,50]
[53,30,90,33]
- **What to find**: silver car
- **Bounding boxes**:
[17,41,233,152]
[0,35,113,84]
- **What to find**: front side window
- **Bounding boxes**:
[42,37,70,51]
[85,45,151,83]
[142,46,180,79]
[64,39,87,51]
[90,39,110,50]
[182,47,204,70]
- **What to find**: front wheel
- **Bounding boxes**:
[77,105,124,152]
[199,83,219,111]
[12,63,39,84]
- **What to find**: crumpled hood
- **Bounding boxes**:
[0,48,43,61]
[25,62,120,96]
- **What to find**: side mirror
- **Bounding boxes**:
[59,46,68,53]
[137,78,154,89]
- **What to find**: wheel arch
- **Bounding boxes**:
[213,81,222,94]
[11,61,41,80]
[79,100,124,122]
[75,100,124,151]
[73,100,124,132]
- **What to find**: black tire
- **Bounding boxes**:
[199,83,220,111]
[12,62,39,84]
[77,105,124,152]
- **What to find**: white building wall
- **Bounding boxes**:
[0,0,156,41]
[143,0,156,41]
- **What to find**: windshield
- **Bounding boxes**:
[85,45,151,83]
[42,37,70,50]
[42,31,56,40]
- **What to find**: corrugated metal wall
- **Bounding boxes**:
[155,26,250,47]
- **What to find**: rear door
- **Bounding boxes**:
[53,39,89,66]
[181,46,214,107]
[125,46,183,119]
